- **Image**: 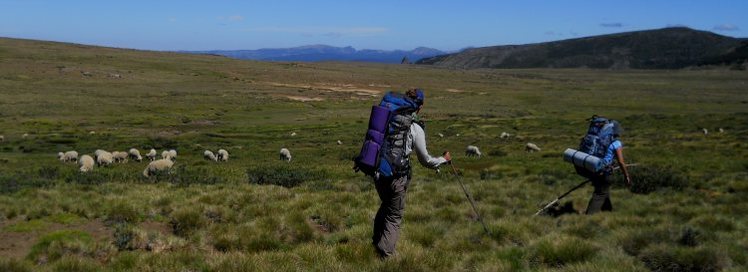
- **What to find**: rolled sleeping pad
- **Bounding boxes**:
[563,148,602,172]
[368,105,390,133]
[359,140,381,167]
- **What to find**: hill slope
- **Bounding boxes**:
[417,27,747,69]
[184,45,445,63]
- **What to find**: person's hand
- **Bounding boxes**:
[625,175,632,187]
[443,151,451,163]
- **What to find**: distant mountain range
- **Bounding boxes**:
[417,27,748,69]
[183,45,445,63]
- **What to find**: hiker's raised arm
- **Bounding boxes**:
[411,124,447,168]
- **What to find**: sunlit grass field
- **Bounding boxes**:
[1,38,747,271]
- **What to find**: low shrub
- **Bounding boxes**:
[105,201,141,225]
[639,244,728,272]
[247,164,327,188]
[618,165,688,194]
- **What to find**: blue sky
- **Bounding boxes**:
[0,0,746,51]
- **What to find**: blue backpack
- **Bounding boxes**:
[576,116,619,177]
[354,91,421,178]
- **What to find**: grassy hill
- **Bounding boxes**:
[0,37,747,271]
[417,27,748,69]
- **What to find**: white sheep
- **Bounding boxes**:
[22,133,29,139]
[168,149,177,160]
[0,135,4,142]
[128,148,143,162]
[437,133,444,138]
[336,140,343,145]
[146,149,157,161]
[500,132,513,139]
[204,150,217,161]
[79,155,94,172]
[291,132,297,137]
[97,151,113,166]
[112,151,128,163]
[465,145,482,157]
[526,142,541,153]
[94,149,107,160]
[279,148,292,162]
[719,128,724,133]
[143,159,174,177]
[217,149,229,162]
[702,128,708,136]
[58,151,79,163]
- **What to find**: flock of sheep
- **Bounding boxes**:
[57,146,294,177]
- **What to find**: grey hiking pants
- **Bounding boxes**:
[372,174,410,257]
[585,174,613,214]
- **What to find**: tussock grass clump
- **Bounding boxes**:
[530,235,598,267]
[50,256,101,272]
[0,257,33,272]
[247,164,328,188]
[639,244,728,272]
[622,165,688,194]
[170,207,206,237]
[105,201,141,224]
[27,230,110,264]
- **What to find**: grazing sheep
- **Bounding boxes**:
[203,150,217,161]
[112,151,128,163]
[465,145,482,157]
[719,128,724,133]
[96,151,113,166]
[146,149,157,161]
[291,132,297,136]
[79,155,95,172]
[94,149,107,160]
[22,133,29,139]
[143,159,174,177]
[456,133,460,137]
[128,148,143,162]
[437,133,444,138]
[161,149,177,161]
[217,149,229,162]
[500,132,512,139]
[336,140,343,145]
[58,151,79,163]
[702,128,708,135]
[279,148,292,162]
[89,131,96,135]
[526,143,541,153]
[0,135,4,142]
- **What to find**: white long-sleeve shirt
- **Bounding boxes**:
[405,123,447,169]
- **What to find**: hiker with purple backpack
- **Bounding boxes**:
[354,88,451,258]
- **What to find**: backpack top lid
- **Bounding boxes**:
[380,91,421,113]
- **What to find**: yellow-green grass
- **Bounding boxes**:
[0,37,747,271]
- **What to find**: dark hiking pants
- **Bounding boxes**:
[585,174,613,214]
[372,174,410,257]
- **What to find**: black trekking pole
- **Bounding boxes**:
[533,164,637,216]
[533,179,590,216]
[448,161,491,235]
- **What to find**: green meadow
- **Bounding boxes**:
[1,38,747,271]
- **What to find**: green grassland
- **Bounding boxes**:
[1,37,747,271]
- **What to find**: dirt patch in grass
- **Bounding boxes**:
[285,95,324,102]
[139,220,171,236]
[0,219,111,260]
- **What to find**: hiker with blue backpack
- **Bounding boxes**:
[561,115,632,214]
[354,88,451,258]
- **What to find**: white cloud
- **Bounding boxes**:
[244,26,388,37]
[713,24,739,31]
